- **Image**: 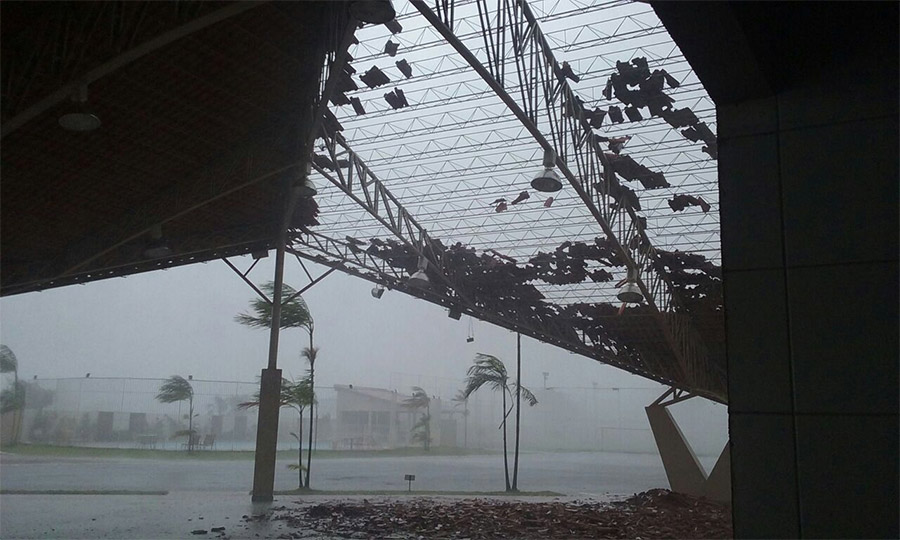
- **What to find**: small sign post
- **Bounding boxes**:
[404,474,416,492]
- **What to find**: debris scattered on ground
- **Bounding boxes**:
[267,489,731,539]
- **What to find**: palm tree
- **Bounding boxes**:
[301,345,318,488]
[1,345,23,445]
[237,281,316,484]
[410,412,432,450]
[462,353,537,492]
[235,282,313,332]
[452,389,469,449]
[403,386,431,450]
[156,376,196,452]
[0,345,18,385]
[239,375,314,488]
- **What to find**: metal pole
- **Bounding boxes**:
[251,177,298,501]
[266,219,290,371]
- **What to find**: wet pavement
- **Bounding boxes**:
[0,451,720,538]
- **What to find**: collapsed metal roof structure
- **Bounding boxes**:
[294,0,725,402]
[1,0,725,402]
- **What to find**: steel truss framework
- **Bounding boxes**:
[291,0,726,401]
[290,230,672,387]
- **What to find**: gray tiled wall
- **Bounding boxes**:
[720,66,898,538]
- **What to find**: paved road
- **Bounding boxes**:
[0,451,718,495]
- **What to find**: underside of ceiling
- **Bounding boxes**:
[1,1,334,295]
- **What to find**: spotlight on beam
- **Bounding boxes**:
[59,85,101,132]
[448,308,462,320]
[371,285,385,299]
[297,162,317,197]
[408,256,430,288]
[617,267,644,304]
[143,224,172,259]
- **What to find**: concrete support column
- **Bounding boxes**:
[251,368,283,501]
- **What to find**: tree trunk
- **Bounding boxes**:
[188,396,194,453]
[305,329,314,489]
[463,401,468,449]
[501,388,510,492]
[11,371,19,445]
[298,410,305,488]
[512,332,522,491]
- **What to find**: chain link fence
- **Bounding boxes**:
[7,376,725,455]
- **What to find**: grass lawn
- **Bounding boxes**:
[0,443,495,461]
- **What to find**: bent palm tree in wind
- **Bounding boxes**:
[235,282,313,333]
[403,386,431,450]
[463,353,538,492]
[1,344,23,444]
[156,376,195,452]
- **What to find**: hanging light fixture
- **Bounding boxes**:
[59,85,101,132]
[143,224,172,259]
[617,266,644,303]
[297,177,317,197]
[349,0,396,24]
[297,162,316,197]
[371,285,385,299]
[407,256,430,288]
[531,148,563,193]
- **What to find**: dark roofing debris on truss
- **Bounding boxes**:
[605,56,718,159]
[360,65,391,88]
[354,235,724,385]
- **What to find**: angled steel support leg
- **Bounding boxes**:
[645,388,730,501]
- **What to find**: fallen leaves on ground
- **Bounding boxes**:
[269,489,732,539]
